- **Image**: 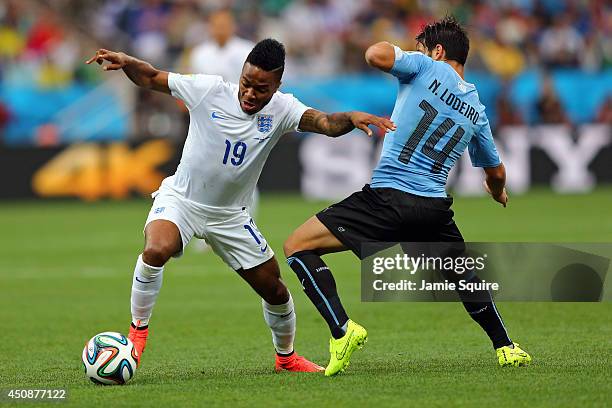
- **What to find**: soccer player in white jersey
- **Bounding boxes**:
[86,39,395,372]
[189,9,256,253]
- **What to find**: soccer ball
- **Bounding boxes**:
[82,332,138,385]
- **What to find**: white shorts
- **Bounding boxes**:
[144,188,274,270]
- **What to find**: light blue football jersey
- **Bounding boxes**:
[371,47,501,197]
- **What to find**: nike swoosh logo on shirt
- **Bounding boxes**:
[211,111,229,120]
[260,244,268,253]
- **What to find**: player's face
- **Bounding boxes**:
[238,63,281,115]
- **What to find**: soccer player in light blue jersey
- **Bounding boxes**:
[284,16,532,376]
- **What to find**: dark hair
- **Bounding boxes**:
[415,16,469,65]
[245,38,285,77]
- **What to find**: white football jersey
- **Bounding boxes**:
[162,72,309,208]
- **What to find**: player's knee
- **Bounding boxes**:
[283,234,304,258]
[264,279,289,305]
[142,242,175,267]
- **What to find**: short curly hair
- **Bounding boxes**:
[245,38,285,78]
[416,16,470,65]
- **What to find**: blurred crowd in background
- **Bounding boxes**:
[0,0,610,143]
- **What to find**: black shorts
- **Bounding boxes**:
[316,184,463,259]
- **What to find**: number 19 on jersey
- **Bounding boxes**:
[223,140,247,166]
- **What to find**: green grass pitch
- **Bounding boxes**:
[1,189,611,407]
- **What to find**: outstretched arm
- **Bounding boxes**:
[85,49,170,93]
[483,163,508,207]
[298,109,395,137]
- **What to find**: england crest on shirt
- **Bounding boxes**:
[256,114,273,133]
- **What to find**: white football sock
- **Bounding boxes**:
[130,254,164,327]
[262,293,296,355]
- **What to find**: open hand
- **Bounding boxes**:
[349,112,396,137]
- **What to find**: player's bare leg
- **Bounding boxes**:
[284,216,368,376]
[142,220,182,267]
[284,216,347,256]
[237,257,324,373]
[129,220,182,366]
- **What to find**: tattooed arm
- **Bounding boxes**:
[298,109,396,137]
